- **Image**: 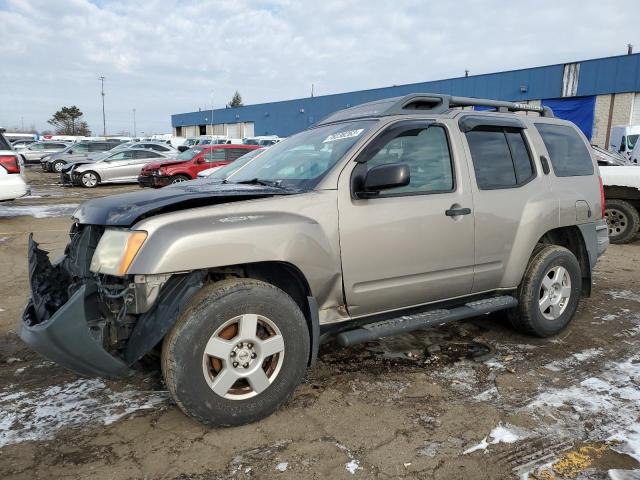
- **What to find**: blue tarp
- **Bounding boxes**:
[542,96,596,140]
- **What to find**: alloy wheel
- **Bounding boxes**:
[202,313,285,400]
[538,265,571,321]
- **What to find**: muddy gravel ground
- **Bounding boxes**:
[1,168,640,479]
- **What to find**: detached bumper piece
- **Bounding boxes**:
[336,295,518,347]
[19,235,130,378]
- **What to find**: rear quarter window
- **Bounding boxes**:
[535,123,594,177]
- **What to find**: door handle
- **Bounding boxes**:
[445,207,472,217]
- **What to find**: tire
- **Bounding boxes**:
[605,199,640,244]
[52,160,66,173]
[80,171,100,188]
[161,278,310,427]
[170,174,190,184]
[508,245,582,337]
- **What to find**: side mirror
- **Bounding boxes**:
[358,163,410,198]
[620,144,626,152]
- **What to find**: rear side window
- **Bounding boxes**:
[465,128,535,189]
[535,123,594,177]
[226,148,252,161]
[205,149,226,162]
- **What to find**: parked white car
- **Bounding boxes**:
[0,131,29,201]
[16,141,72,163]
[600,165,640,244]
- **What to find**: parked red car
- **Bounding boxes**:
[138,144,260,188]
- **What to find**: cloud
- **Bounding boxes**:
[0,0,638,134]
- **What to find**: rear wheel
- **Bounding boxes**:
[509,245,582,337]
[170,174,190,184]
[80,171,100,188]
[161,278,309,426]
[605,199,639,244]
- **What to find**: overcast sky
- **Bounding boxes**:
[1,0,639,135]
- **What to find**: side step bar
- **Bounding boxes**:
[336,296,517,347]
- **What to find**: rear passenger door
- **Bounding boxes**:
[338,121,475,317]
[460,116,551,292]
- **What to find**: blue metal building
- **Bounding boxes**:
[171,53,640,147]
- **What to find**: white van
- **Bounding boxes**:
[609,125,640,159]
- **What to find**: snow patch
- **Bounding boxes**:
[276,462,288,472]
[0,378,168,446]
[606,290,640,304]
[527,355,640,462]
[0,203,79,218]
[463,424,524,454]
[544,348,603,372]
[345,459,361,474]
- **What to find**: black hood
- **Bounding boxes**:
[73,182,295,227]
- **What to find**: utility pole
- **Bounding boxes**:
[21,116,24,131]
[132,108,137,137]
[311,83,314,98]
[210,93,214,137]
[99,76,106,136]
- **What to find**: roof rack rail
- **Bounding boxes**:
[384,93,554,118]
[316,93,553,125]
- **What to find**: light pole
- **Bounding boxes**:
[99,76,106,136]
[132,108,137,137]
[210,93,214,137]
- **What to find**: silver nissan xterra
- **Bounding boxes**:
[20,94,609,426]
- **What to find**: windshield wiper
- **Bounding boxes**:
[231,178,286,189]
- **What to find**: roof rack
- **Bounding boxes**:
[316,93,554,125]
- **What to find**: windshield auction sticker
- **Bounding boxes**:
[323,128,364,143]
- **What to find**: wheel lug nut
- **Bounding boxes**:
[243,363,249,369]
[251,352,257,359]
[230,351,236,357]
[238,342,243,348]
[247,342,253,348]
[232,362,239,368]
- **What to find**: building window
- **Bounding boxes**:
[198,125,207,135]
[562,63,580,97]
[175,126,182,137]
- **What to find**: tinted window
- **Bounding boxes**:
[0,134,10,150]
[205,149,226,162]
[134,150,161,159]
[466,127,535,189]
[505,131,534,183]
[225,148,252,161]
[366,125,454,195]
[466,129,517,188]
[535,123,594,177]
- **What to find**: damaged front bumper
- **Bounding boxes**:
[19,232,207,378]
[19,235,131,378]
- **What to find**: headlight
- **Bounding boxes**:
[90,229,147,276]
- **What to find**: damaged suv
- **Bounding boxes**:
[20,94,609,426]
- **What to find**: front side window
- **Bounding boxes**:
[535,123,593,177]
[107,151,134,161]
[364,125,454,195]
[178,148,202,161]
[466,127,535,189]
[627,134,639,150]
[228,120,376,190]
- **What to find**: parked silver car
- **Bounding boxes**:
[112,141,178,154]
[17,141,71,163]
[70,148,174,187]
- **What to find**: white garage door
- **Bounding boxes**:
[226,123,239,138]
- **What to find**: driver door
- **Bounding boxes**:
[338,121,475,317]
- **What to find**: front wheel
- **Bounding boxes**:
[52,160,66,173]
[80,171,100,188]
[605,199,639,244]
[161,278,310,426]
[170,174,190,184]
[508,245,582,337]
